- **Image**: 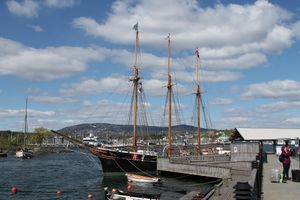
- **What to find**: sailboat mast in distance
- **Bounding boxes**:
[24,97,28,146]
[131,22,140,150]
[195,48,201,152]
[167,34,172,158]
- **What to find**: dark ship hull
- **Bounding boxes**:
[91,147,157,173]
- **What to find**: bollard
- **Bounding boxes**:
[223,178,229,187]
[233,181,252,200]
[214,184,220,196]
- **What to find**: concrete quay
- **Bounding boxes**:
[157,155,231,179]
[262,154,300,200]
[209,154,300,200]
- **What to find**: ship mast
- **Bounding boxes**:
[195,48,201,152]
[167,34,172,158]
[131,23,140,150]
[24,97,28,147]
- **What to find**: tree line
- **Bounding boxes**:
[0,127,50,149]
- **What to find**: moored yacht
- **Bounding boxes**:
[83,133,100,147]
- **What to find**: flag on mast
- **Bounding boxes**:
[195,48,200,58]
[133,22,138,31]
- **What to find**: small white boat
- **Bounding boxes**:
[16,149,34,159]
[125,173,160,183]
[104,187,160,200]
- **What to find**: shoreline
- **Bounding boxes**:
[1,146,75,155]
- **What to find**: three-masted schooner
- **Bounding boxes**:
[51,25,206,173]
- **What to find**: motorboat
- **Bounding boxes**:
[104,187,160,200]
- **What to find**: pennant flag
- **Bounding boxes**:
[195,48,199,58]
[133,22,138,31]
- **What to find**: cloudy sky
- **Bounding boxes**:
[1,0,300,132]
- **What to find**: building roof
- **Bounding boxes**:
[235,128,300,141]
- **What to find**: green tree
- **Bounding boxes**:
[32,127,49,146]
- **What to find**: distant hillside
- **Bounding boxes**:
[57,123,212,137]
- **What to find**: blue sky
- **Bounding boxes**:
[1,0,300,132]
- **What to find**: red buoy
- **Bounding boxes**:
[88,193,93,198]
[56,190,62,196]
[127,185,132,190]
[11,186,17,194]
[128,179,133,183]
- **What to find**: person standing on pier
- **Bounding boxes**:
[281,146,292,182]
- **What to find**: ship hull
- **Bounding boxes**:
[91,147,157,173]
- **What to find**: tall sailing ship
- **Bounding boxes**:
[83,30,201,172]
[51,26,208,173]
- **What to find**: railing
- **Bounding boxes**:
[169,154,231,164]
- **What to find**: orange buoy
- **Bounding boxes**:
[128,179,133,183]
[11,186,17,194]
[112,188,117,193]
[88,193,93,198]
[127,185,132,190]
[56,190,62,196]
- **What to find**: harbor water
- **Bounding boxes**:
[0,151,213,199]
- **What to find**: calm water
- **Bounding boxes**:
[0,151,213,199]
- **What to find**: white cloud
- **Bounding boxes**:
[29,25,43,32]
[6,0,78,19]
[74,0,289,47]
[59,75,184,97]
[72,0,293,69]
[44,0,77,8]
[0,108,55,118]
[48,99,137,128]
[292,20,300,39]
[256,101,300,113]
[283,118,300,125]
[30,95,77,104]
[105,48,244,83]
[60,75,131,96]
[160,70,242,83]
[261,25,292,53]
[221,116,248,123]
[218,105,297,129]
[211,98,232,105]
[6,0,39,18]
[241,80,300,100]
[0,37,106,81]
[143,79,165,96]
[203,53,267,70]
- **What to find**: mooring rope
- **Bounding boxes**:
[127,158,156,177]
